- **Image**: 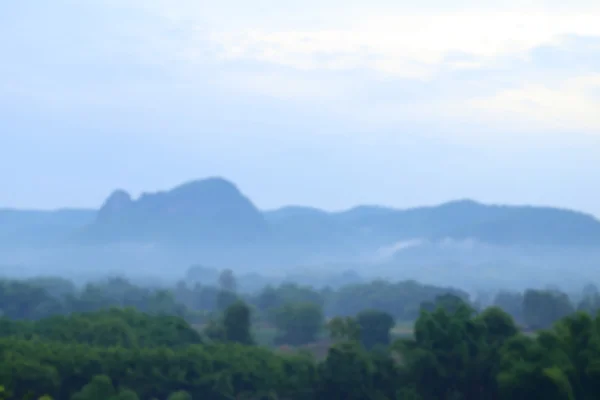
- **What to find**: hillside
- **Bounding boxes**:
[0,208,95,247]
[2,177,600,257]
[264,199,600,247]
[2,177,600,287]
[0,178,600,279]
[80,177,269,245]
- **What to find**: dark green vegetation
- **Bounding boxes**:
[3,275,600,398]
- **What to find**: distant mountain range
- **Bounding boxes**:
[3,177,600,290]
[2,177,600,250]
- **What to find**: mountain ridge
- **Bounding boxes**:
[81,177,269,244]
[2,177,600,250]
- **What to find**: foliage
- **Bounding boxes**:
[0,276,476,326]
[523,289,574,330]
[355,310,395,350]
[0,338,317,400]
[493,290,524,324]
[328,316,361,342]
[325,279,469,320]
[5,275,600,399]
[272,303,324,346]
[316,341,391,400]
[222,301,254,345]
[0,308,203,348]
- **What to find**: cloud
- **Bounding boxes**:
[181,9,600,133]
[4,0,600,213]
[453,73,600,132]
[3,1,600,136]
[205,13,600,78]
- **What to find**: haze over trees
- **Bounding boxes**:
[2,178,600,398]
[3,0,600,395]
[2,177,600,292]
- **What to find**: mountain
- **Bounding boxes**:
[264,199,600,247]
[0,208,95,247]
[81,177,269,245]
[2,177,600,285]
[3,179,600,250]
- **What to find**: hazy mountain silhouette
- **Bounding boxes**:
[80,177,269,245]
[0,208,94,247]
[264,199,600,247]
[3,177,600,289]
[2,177,600,251]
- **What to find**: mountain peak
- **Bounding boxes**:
[97,189,132,221]
[88,177,268,243]
[168,177,242,200]
[105,189,132,204]
[437,199,483,209]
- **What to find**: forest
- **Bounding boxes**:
[1,271,600,399]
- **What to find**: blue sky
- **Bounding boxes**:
[2,0,600,215]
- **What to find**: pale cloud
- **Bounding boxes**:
[205,13,600,79]
[351,73,600,137]
[193,9,600,132]
[453,74,600,132]
[215,71,344,101]
[4,0,600,134]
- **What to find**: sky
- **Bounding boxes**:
[1,0,600,215]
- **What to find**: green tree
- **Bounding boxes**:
[397,301,517,400]
[255,285,281,314]
[71,375,116,400]
[112,390,139,400]
[316,342,378,400]
[203,318,226,342]
[328,316,361,342]
[273,303,324,346]
[216,290,239,312]
[493,290,524,324]
[223,301,254,345]
[356,310,395,350]
[477,306,518,343]
[167,391,192,400]
[523,289,574,330]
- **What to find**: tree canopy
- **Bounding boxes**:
[2,275,600,399]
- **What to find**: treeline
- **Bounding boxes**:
[0,308,203,349]
[490,284,600,330]
[0,273,468,323]
[3,273,600,335]
[2,293,600,398]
